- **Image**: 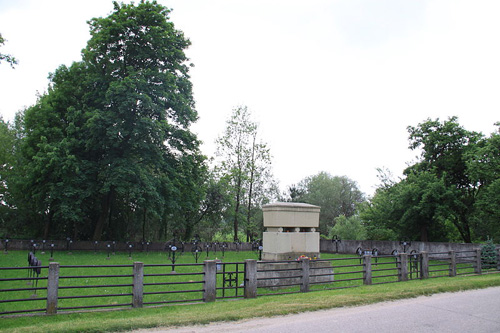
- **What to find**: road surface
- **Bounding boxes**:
[135,286,500,333]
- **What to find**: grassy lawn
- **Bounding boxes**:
[0,273,498,332]
[1,250,499,332]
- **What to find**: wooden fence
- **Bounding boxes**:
[1,249,499,316]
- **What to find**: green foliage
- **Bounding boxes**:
[364,117,500,243]
[481,238,498,269]
[2,1,206,241]
[329,215,367,240]
[214,106,278,241]
[287,172,365,235]
[0,33,17,68]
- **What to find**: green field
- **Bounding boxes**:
[0,249,484,316]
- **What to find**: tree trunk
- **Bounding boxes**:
[246,133,256,243]
[93,190,113,241]
[142,207,147,242]
[43,210,54,239]
[420,224,428,242]
[233,189,241,241]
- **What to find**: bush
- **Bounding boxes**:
[481,238,498,269]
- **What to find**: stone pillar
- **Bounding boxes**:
[46,262,59,315]
[420,251,429,279]
[300,258,310,293]
[244,259,257,298]
[132,262,144,308]
[399,253,408,281]
[203,260,217,302]
[474,249,482,275]
[449,251,456,277]
[363,255,372,285]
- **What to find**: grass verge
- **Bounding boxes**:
[1,273,499,333]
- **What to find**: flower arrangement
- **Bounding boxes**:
[297,255,318,260]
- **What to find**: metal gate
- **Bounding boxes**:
[409,251,421,280]
[216,262,245,299]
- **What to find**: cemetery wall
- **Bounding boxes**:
[3,238,493,254]
[2,239,253,252]
[320,239,484,255]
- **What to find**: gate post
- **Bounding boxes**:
[399,253,408,281]
[449,251,456,277]
[420,251,429,279]
[363,255,372,285]
[244,259,257,298]
[46,262,60,315]
[300,258,310,292]
[474,249,482,275]
[132,262,144,308]
[203,260,217,302]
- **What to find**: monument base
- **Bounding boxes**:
[257,260,334,289]
[261,251,320,261]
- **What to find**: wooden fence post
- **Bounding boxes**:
[399,253,408,281]
[474,249,482,275]
[203,260,216,302]
[46,262,59,315]
[244,259,257,298]
[300,258,310,292]
[497,248,500,271]
[363,255,372,285]
[132,262,144,308]
[420,251,429,279]
[449,251,456,277]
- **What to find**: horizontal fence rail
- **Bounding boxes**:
[1,248,499,316]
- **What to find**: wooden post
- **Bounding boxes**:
[399,253,408,281]
[46,262,59,315]
[474,249,482,275]
[420,251,429,279]
[449,250,456,277]
[497,248,500,271]
[244,259,257,298]
[203,260,217,302]
[363,255,372,285]
[132,262,144,308]
[300,258,310,293]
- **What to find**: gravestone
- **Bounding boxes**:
[262,202,320,261]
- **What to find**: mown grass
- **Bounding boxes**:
[1,273,499,333]
[0,249,259,313]
[0,249,486,314]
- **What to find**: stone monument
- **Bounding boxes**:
[262,202,320,261]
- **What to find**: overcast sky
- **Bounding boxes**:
[1,0,499,196]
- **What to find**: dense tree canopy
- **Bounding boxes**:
[1,1,206,241]
[362,117,500,243]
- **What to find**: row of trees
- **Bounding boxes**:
[1,2,206,241]
[0,2,280,243]
[1,3,498,244]
[361,117,500,243]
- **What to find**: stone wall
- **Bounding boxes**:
[321,239,488,255]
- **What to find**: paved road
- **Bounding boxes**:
[137,287,500,333]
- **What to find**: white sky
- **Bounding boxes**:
[0,0,499,196]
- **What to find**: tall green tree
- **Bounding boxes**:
[467,124,500,241]
[406,117,483,242]
[16,1,205,240]
[363,117,499,243]
[215,106,277,241]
